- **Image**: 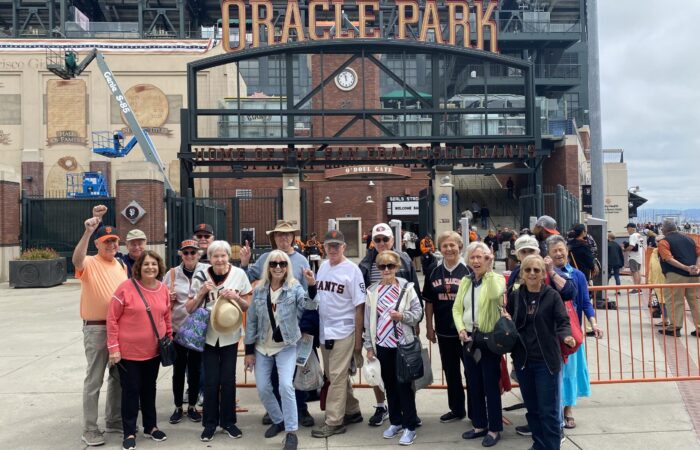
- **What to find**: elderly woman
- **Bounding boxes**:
[424,231,473,424]
[452,242,505,447]
[164,239,208,424]
[108,250,171,450]
[546,235,603,430]
[187,240,252,442]
[506,254,575,450]
[244,250,317,450]
[364,250,423,445]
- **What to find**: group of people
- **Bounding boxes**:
[76,204,607,450]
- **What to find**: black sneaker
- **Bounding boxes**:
[439,411,465,423]
[415,417,423,428]
[282,433,298,450]
[515,425,532,436]
[368,406,388,426]
[224,424,243,439]
[144,429,166,442]
[169,407,183,424]
[186,407,202,422]
[200,427,216,442]
[265,422,285,438]
[122,436,136,450]
[343,412,363,425]
[262,412,272,425]
[299,410,315,427]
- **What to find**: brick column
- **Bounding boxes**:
[0,166,21,282]
[115,162,165,257]
[21,161,44,197]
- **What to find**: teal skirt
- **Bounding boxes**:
[561,342,590,407]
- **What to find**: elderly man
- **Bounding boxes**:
[92,205,146,278]
[239,220,314,427]
[193,223,215,263]
[358,223,421,427]
[532,215,559,256]
[657,220,700,336]
[311,230,366,438]
[73,205,127,446]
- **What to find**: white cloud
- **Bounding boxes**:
[598,2,700,209]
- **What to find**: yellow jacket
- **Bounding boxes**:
[452,271,505,333]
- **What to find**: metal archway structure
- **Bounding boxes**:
[179,39,544,194]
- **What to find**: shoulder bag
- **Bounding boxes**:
[561,299,583,362]
[174,269,212,352]
[132,279,177,366]
[393,287,425,383]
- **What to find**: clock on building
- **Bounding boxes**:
[334,67,358,91]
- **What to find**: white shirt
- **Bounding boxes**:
[403,232,417,250]
[256,287,286,356]
[462,284,482,330]
[316,259,366,343]
[190,266,253,347]
[628,232,643,263]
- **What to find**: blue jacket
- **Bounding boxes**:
[244,281,317,351]
[561,264,595,321]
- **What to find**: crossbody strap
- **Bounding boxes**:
[471,279,476,333]
[266,287,278,331]
[391,286,408,340]
[131,278,162,342]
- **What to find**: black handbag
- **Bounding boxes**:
[393,287,424,383]
[132,279,177,367]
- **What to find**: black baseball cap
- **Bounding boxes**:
[193,223,214,236]
[95,225,119,242]
[324,229,345,244]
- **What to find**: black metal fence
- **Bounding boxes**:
[519,185,579,232]
[21,195,116,274]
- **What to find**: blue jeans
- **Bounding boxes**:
[608,266,621,286]
[516,362,561,450]
[255,345,298,432]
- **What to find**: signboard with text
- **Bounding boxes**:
[387,196,419,216]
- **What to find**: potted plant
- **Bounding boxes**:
[9,247,67,288]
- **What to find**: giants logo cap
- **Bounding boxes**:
[323,229,345,244]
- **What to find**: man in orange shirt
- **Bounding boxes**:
[73,205,128,446]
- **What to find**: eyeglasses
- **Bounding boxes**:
[373,237,391,243]
[269,261,288,268]
[181,250,198,256]
[377,263,397,271]
[195,234,212,239]
[523,267,542,274]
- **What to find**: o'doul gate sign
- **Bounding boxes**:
[222,0,499,53]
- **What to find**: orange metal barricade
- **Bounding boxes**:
[235,282,700,389]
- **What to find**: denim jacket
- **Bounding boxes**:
[245,281,318,350]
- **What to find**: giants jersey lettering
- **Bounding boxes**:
[317,280,345,294]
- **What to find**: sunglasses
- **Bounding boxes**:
[269,261,288,268]
[373,237,391,243]
[377,263,397,271]
[195,234,212,239]
[523,267,542,273]
[181,250,198,256]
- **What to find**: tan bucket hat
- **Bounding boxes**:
[266,220,299,236]
[211,295,243,335]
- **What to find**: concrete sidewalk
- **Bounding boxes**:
[1,279,698,450]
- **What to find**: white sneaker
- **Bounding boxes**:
[383,424,403,439]
[399,429,416,446]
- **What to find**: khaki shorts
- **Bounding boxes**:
[629,259,641,272]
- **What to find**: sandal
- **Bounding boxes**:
[564,416,576,429]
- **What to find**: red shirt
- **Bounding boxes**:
[107,279,172,361]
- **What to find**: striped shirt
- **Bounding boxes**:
[375,284,403,348]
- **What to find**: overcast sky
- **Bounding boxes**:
[598,3,699,210]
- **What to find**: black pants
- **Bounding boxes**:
[271,361,309,414]
[117,357,160,437]
[172,338,202,407]
[462,343,502,432]
[376,345,418,431]
[437,334,471,419]
[203,342,238,429]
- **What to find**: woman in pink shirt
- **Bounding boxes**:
[108,250,172,450]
